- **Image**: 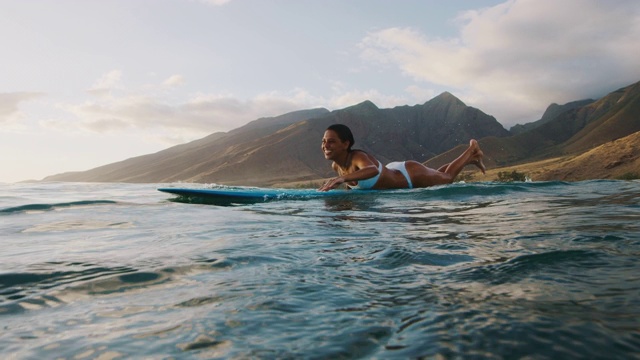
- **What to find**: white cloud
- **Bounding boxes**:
[44,74,425,147]
[87,70,123,97]
[47,88,325,145]
[359,0,640,125]
[0,92,45,124]
[328,89,407,110]
[197,0,232,6]
[162,74,185,88]
[405,86,438,104]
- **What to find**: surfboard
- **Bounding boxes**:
[157,186,375,205]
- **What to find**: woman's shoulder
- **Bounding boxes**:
[351,149,370,157]
[351,150,379,164]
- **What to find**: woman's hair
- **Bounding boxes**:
[326,124,355,151]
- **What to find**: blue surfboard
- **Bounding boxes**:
[158,186,375,205]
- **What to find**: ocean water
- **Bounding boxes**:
[1,180,639,359]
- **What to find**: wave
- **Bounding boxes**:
[0,262,136,312]
[0,261,183,316]
[367,246,475,269]
[449,249,606,286]
[0,257,247,315]
[0,200,117,215]
[400,180,563,196]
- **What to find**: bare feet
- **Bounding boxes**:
[469,139,486,174]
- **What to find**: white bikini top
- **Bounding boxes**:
[346,160,382,189]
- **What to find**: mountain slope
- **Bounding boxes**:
[44,94,509,185]
[509,99,594,135]
[442,80,640,169]
[472,130,640,182]
[44,81,640,185]
[540,130,640,181]
[44,108,330,183]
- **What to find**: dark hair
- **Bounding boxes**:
[326,124,355,151]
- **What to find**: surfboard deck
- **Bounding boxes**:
[158,186,376,205]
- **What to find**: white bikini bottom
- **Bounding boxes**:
[386,161,413,189]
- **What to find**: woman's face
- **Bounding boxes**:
[321,130,350,160]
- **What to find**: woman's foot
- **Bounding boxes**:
[469,139,486,174]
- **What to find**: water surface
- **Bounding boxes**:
[1,181,639,358]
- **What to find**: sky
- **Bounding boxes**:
[2,0,639,183]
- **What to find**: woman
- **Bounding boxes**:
[319,124,485,191]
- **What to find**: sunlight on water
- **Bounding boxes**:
[1,181,639,358]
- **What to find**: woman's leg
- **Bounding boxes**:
[444,139,485,175]
[408,139,485,187]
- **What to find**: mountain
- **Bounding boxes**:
[44,94,509,185]
[509,99,594,135]
[471,130,640,181]
[426,80,640,176]
[44,80,640,185]
[44,108,330,184]
[537,130,640,181]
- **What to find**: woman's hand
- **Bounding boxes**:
[318,177,345,191]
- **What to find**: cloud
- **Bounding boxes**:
[162,75,185,88]
[0,92,45,124]
[87,70,123,97]
[45,69,421,146]
[197,0,232,6]
[49,89,324,144]
[54,72,323,140]
[328,89,407,110]
[359,0,640,125]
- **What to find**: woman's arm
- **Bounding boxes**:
[319,152,380,191]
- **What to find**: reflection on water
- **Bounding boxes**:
[0,180,639,358]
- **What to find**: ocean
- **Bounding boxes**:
[1,180,639,359]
